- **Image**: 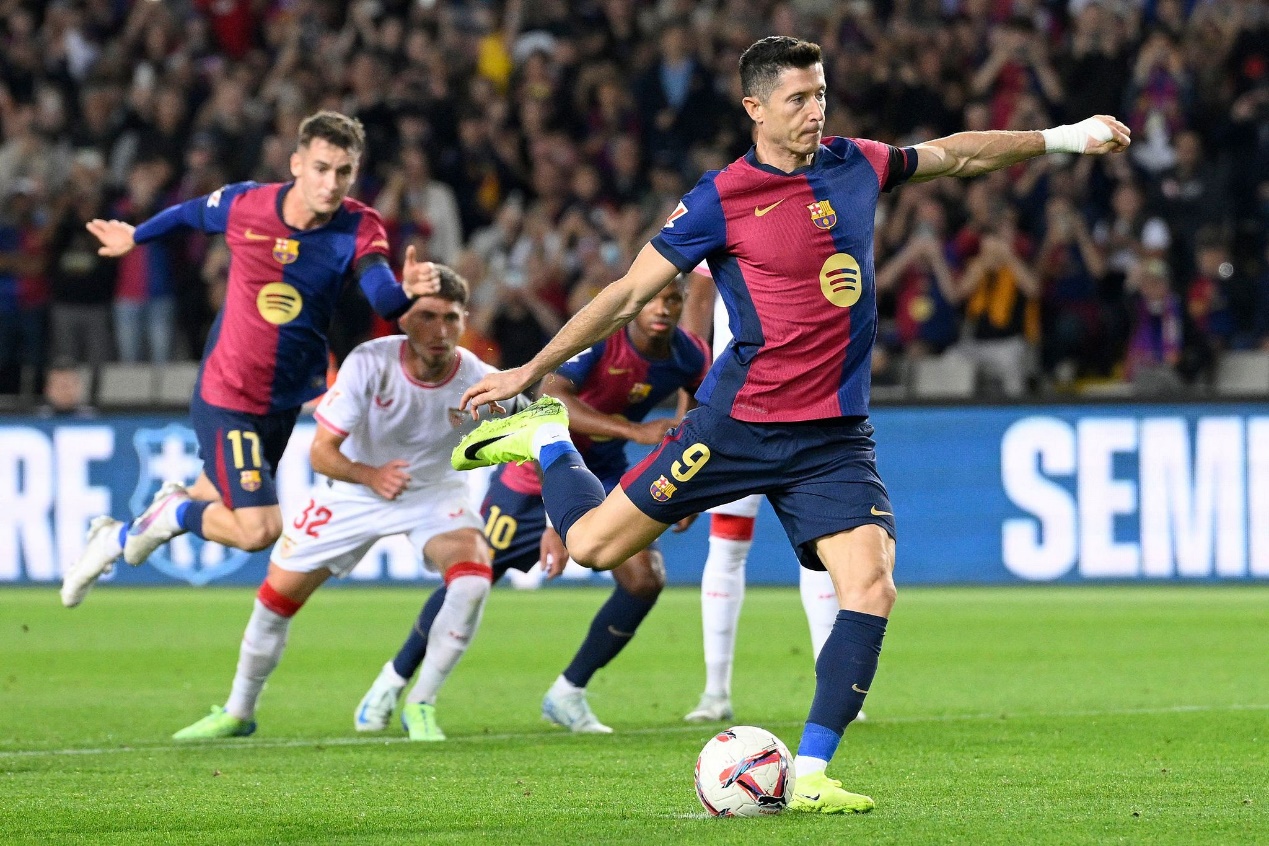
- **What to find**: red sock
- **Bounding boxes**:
[257,580,303,617]
[710,514,755,542]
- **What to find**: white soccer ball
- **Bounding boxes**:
[694,725,794,817]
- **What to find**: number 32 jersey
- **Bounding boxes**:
[651,138,917,423]
[313,338,499,500]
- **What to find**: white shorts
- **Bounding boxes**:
[707,494,762,519]
[270,482,484,577]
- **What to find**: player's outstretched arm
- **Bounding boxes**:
[460,243,681,412]
[310,423,411,500]
[910,115,1130,183]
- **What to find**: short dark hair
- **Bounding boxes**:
[739,36,823,101]
[297,111,366,156]
[431,264,470,307]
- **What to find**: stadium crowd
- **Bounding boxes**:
[0,0,1266,404]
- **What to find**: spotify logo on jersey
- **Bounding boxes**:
[819,253,862,308]
[257,282,303,325]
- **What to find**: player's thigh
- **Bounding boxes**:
[566,486,670,571]
[273,492,382,579]
[612,546,666,598]
[190,397,295,510]
[764,418,897,572]
[480,474,547,575]
[404,485,490,574]
[618,406,771,532]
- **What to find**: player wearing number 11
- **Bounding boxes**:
[453,36,1130,813]
[61,112,444,609]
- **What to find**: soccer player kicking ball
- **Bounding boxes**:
[173,268,511,740]
[452,37,1129,813]
[62,112,441,608]
[679,265,846,725]
[358,283,709,737]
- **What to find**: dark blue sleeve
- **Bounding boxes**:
[132,181,256,242]
[649,173,727,273]
[356,255,412,320]
[556,341,605,385]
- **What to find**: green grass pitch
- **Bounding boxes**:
[2,585,1266,844]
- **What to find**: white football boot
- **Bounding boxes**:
[61,517,124,608]
[683,692,734,723]
[542,686,613,734]
[354,662,407,732]
[123,482,191,566]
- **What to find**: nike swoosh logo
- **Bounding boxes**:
[852,683,869,694]
[754,200,785,217]
[607,626,635,638]
[243,229,273,241]
[374,396,394,408]
[870,506,893,516]
[607,368,630,375]
[799,793,821,801]
[463,433,509,462]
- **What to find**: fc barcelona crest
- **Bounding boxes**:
[240,469,263,492]
[650,475,677,502]
[807,200,837,230]
[273,237,300,264]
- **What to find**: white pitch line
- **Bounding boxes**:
[2,703,1265,761]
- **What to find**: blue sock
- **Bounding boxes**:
[562,585,657,687]
[796,609,888,762]
[391,587,447,679]
[116,523,129,547]
[176,501,211,538]
[538,444,605,543]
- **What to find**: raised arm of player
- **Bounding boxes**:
[309,423,411,501]
[460,243,681,412]
[909,115,1130,183]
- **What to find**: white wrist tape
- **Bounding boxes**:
[1040,118,1113,154]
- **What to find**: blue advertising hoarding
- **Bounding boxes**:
[2,402,1267,588]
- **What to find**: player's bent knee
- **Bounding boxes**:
[616,551,665,599]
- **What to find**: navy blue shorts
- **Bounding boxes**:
[481,464,629,577]
[189,392,299,509]
[621,405,895,570]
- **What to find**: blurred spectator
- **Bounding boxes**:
[0,180,50,396]
[47,152,115,366]
[950,210,1041,397]
[634,21,718,160]
[1125,258,1185,395]
[876,198,960,359]
[111,159,176,364]
[376,147,463,265]
[37,359,94,418]
[1034,196,1109,383]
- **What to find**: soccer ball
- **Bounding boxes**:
[694,725,794,817]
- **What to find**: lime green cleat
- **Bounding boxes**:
[451,396,569,471]
[787,771,875,814]
[172,706,256,741]
[400,702,446,742]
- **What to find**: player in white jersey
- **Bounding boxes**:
[679,265,848,724]
[173,265,510,741]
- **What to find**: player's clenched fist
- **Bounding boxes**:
[401,245,441,299]
[367,459,411,500]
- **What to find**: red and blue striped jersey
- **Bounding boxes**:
[501,325,709,492]
[156,182,392,415]
[650,138,917,423]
